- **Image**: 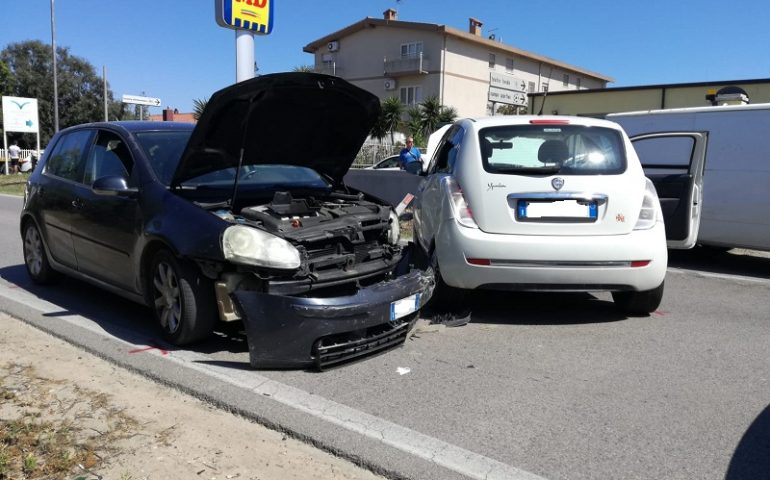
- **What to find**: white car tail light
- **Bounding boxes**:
[444,177,479,229]
[634,178,662,230]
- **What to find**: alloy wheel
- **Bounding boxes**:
[24,225,44,277]
[153,261,182,334]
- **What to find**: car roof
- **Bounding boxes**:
[61,121,195,134]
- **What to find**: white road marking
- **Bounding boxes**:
[667,267,770,285]
[0,280,547,480]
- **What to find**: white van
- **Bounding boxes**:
[608,104,770,251]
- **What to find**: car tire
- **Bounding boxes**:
[612,281,664,316]
[22,220,60,284]
[426,250,468,313]
[150,250,216,345]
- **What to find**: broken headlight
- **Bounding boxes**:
[388,210,400,245]
[222,225,301,269]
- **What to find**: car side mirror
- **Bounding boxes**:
[92,175,138,198]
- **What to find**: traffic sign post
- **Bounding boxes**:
[122,94,161,121]
[122,94,162,107]
[488,72,528,112]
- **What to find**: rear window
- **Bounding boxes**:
[478,124,626,175]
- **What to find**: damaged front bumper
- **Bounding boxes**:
[232,267,434,370]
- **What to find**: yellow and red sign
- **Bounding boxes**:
[215,0,273,34]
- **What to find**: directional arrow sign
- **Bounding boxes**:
[122,94,162,107]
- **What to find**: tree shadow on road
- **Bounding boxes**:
[725,403,770,480]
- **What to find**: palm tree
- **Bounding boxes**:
[370,109,389,143]
[420,95,443,138]
[292,65,315,73]
[437,105,458,125]
[381,96,404,144]
[192,98,208,121]
[405,106,426,147]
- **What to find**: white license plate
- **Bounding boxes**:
[390,293,421,321]
[523,200,591,218]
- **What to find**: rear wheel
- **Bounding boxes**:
[22,221,59,284]
[425,250,470,324]
[612,282,664,315]
[150,250,216,345]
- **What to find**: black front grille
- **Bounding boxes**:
[312,317,414,370]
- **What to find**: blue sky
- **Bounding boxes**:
[2,0,769,113]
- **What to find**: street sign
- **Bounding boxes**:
[122,94,162,107]
[488,87,528,107]
[2,96,39,133]
[216,0,274,34]
[489,72,527,93]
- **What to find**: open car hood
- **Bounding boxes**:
[172,73,381,186]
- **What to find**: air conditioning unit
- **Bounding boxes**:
[327,41,339,52]
[384,78,397,91]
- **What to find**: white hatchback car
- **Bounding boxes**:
[413,116,668,314]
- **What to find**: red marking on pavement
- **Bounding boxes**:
[128,345,169,356]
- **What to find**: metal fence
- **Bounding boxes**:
[0,148,40,161]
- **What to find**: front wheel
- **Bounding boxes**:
[150,250,216,345]
[612,282,664,316]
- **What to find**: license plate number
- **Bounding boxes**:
[518,199,597,220]
[390,294,420,321]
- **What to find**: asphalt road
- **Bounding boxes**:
[1,193,769,480]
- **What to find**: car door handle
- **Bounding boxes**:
[71,198,84,209]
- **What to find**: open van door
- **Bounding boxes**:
[630,132,707,249]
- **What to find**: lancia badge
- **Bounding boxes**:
[551,177,565,191]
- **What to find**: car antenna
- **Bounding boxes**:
[537,88,549,116]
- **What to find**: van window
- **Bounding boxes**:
[632,136,694,168]
[478,125,625,175]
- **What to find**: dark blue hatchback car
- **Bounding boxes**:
[20,73,433,369]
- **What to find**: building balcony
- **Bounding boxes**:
[384,53,430,77]
[314,64,343,76]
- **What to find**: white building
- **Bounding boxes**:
[303,9,613,117]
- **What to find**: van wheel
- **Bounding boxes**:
[22,221,60,284]
[150,250,216,345]
[612,282,664,316]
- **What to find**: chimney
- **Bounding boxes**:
[162,107,175,122]
[383,8,397,21]
[469,17,483,36]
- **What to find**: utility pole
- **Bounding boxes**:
[50,0,59,132]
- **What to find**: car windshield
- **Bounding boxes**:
[478,124,626,175]
[135,130,192,185]
[136,130,331,191]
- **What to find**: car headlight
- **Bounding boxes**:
[388,210,400,245]
[634,178,663,230]
[222,225,301,269]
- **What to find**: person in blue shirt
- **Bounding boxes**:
[399,137,422,174]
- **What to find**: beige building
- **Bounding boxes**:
[303,9,613,118]
[527,78,770,117]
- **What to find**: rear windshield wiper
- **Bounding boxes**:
[493,166,561,175]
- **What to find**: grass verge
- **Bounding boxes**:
[0,173,29,196]
[0,362,139,480]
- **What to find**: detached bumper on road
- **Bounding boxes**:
[233,267,434,370]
